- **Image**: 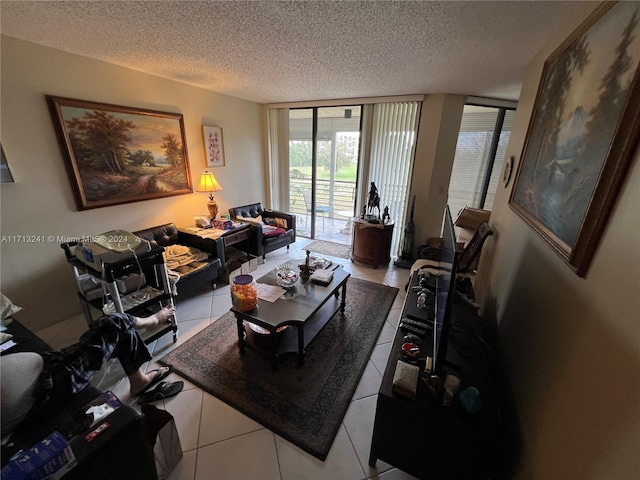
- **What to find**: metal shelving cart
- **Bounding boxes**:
[61,242,178,344]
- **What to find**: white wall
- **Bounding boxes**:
[410,94,465,242]
[475,3,640,477]
[0,36,265,331]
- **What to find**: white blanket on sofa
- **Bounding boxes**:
[163,245,209,270]
[162,245,210,294]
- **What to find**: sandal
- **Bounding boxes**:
[137,381,184,405]
[136,365,173,396]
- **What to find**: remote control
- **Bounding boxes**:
[408,312,434,322]
[402,318,433,330]
[399,322,427,337]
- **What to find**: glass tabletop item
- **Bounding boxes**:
[276,264,299,288]
[310,257,332,269]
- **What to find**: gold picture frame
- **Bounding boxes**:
[47,96,192,210]
[509,2,640,277]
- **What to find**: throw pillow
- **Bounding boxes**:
[263,226,287,238]
[274,217,288,229]
[1,352,43,436]
[263,217,288,229]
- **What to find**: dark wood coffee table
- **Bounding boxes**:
[231,265,350,369]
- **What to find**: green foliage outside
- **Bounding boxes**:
[290,164,357,182]
[289,139,358,181]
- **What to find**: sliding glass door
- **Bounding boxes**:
[288,106,362,243]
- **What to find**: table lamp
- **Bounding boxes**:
[197,170,222,219]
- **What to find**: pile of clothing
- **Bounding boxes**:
[162,245,210,294]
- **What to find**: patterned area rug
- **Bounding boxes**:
[160,277,398,460]
[305,240,351,259]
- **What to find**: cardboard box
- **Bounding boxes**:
[223,247,258,283]
[454,207,490,245]
[1,431,77,480]
[228,255,258,284]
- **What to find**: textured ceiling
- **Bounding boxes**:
[0,1,589,104]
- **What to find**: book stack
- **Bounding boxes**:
[392,360,420,399]
[310,268,334,285]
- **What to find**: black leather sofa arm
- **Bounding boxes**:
[133,223,223,294]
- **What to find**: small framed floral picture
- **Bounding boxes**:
[202,125,225,167]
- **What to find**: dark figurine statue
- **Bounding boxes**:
[382,206,390,224]
[299,250,313,279]
[366,182,381,219]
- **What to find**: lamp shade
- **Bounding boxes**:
[197,171,222,193]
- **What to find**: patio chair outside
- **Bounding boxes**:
[303,189,333,231]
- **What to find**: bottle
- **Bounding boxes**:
[231,275,258,312]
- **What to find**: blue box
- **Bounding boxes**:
[1,431,76,480]
[214,218,233,230]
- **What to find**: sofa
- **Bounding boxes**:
[228,203,296,260]
[1,317,157,479]
[133,223,224,295]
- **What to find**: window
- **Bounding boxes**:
[448,105,515,217]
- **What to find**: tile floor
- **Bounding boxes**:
[37,238,419,480]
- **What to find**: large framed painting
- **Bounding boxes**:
[509,1,640,277]
[47,96,192,210]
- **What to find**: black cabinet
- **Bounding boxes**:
[369,273,519,479]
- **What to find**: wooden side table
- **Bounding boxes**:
[350,218,395,268]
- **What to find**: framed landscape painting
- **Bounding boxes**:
[47,96,192,210]
[509,1,640,277]
[202,125,226,167]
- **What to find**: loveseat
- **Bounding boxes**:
[1,317,157,479]
[133,223,224,296]
[228,203,296,260]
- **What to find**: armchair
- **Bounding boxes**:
[302,189,332,231]
[406,221,494,293]
[228,203,296,260]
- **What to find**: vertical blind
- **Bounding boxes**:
[267,108,290,210]
[447,106,514,217]
[368,101,421,255]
